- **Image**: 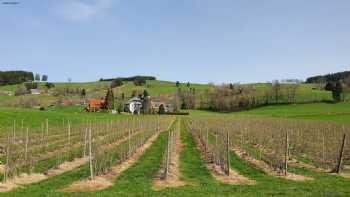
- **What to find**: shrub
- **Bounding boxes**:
[45,82,55,89]
[15,87,28,96]
[15,96,40,108]
[24,82,38,90]
[110,79,123,88]
[134,77,146,86]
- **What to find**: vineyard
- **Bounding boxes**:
[0,116,174,191]
[189,117,350,178]
[0,109,349,196]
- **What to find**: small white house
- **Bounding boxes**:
[30,89,41,95]
[125,97,143,114]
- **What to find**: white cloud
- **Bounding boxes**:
[57,0,114,21]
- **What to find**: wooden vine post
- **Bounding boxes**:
[46,119,49,136]
[4,134,10,183]
[322,132,325,165]
[89,125,94,180]
[165,131,171,179]
[128,129,131,157]
[13,120,16,143]
[68,120,71,145]
[215,132,218,165]
[25,128,29,164]
[284,131,289,176]
[41,123,44,143]
[21,119,24,141]
[204,128,208,156]
[334,134,346,174]
[226,131,230,176]
[46,119,49,148]
[83,127,88,157]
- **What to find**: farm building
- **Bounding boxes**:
[150,97,174,113]
[125,97,143,114]
[30,89,40,95]
[86,98,107,112]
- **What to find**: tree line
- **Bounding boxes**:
[175,82,314,112]
[99,75,156,82]
[306,70,350,84]
[0,71,34,85]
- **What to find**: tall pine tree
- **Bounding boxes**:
[105,89,115,110]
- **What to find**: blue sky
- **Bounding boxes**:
[0,0,350,84]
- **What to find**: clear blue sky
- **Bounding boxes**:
[1,0,349,83]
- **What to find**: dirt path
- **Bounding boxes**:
[153,121,186,190]
[232,147,313,182]
[0,157,88,192]
[60,131,162,192]
[192,132,255,185]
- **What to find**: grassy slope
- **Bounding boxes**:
[0,80,336,104]
[0,106,131,131]
[188,102,350,123]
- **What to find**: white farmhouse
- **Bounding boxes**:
[125,97,143,114]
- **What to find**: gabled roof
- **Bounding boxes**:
[127,97,143,104]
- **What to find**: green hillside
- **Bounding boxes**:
[0,80,332,106]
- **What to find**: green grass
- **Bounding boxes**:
[0,107,131,131]
[187,102,350,123]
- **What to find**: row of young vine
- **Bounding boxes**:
[189,117,350,174]
[0,116,174,182]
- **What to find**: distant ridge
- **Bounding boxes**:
[306,70,350,83]
[99,75,156,82]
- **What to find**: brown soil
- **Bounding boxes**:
[0,157,88,192]
[288,158,329,173]
[340,172,350,179]
[0,181,17,192]
[192,133,255,185]
[46,157,89,176]
[153,124,186,191]
[60,177,113,193]
[232,147,313,182]
[339,165,350,179]
[208,164,255,185]
[60,131,162,192]
[0,165,4,174]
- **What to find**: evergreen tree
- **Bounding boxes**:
[333,81,343,102]
[35,73,41,81]
[159,104,166,114]
[134,77,146,86]
[229,83,234,90]
[105,89,115,110]
[143,90,149,97]
[110,78,123,88]
[325,81,335,91]
[81,88,86,98]
[42,75,48,81]
[45,82,55,89]
[142,96,151,114]
[176,81,180,87]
